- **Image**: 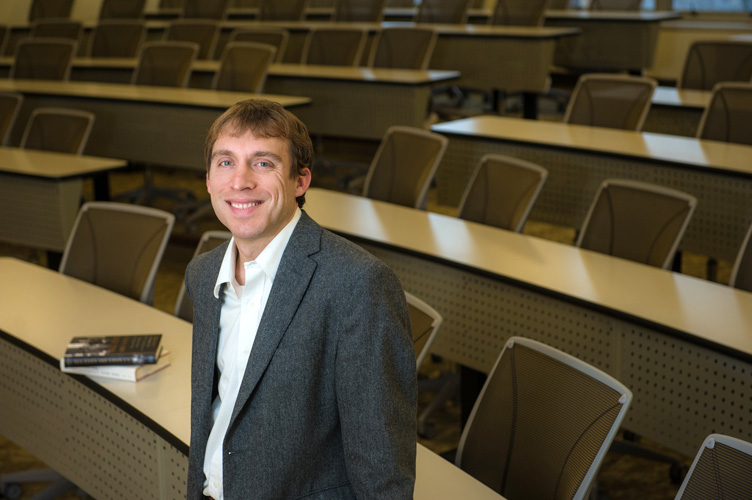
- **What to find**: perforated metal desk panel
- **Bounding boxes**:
[644,86,710,137]
[544,10,682,73]
[0,258,505,500]
[0,147,126,251]
[0,79,311,172]
[431,115,752,262]
[304,188,752,458]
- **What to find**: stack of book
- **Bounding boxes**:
[59,334,170,382]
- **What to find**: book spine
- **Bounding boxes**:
[63,353,158,367]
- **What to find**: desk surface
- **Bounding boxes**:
[0,257,504,499]
[545,9,682,21]
[0,147,126,179]
[431,115,752,177]
[304,188,752,361]
[0,78,311,109]
[652,85,711,109]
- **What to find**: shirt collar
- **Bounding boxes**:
[213,207,302,298]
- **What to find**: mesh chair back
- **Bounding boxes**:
[60,202,175,304]
[457,336,631,499]
[229,28,288,62]
[489,0,550,26]
[564,73,657,131]
[369,27,437,70]
[182,0,230,18]
[680,40,752,91]
[458,154,548,233]
[730,223,752,293]
[133,41,198,87]
[697,82,752,146]
[89,20,146,57]
[174,230,231,321]
[0,26,7,57]
[213,42,276,93]
[590,0,642,9]
[675,434,752,500]
[11,38,77,81]
[30,19,83,43]
[0,92,22,146]
[28,0,74,22]
[405,291,443,369]
[576,179,697,269]
[161,0,184,8]
[98,0,147,19]
[258,0,309,20]
[301,28,367,66]
[335,0,388,21]
[165,19,220,59]
[20,108,95,155]
[415,0,473,24]
[363,126,448,210]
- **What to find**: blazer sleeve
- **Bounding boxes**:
[334,258,417,500]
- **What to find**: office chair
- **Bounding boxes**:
[229,27,289,62]
[696,82,752,147]
[674,434,752,500]
[132,41,198,87]
[589,0,642,9]
[456,336,631,499]
[564,73,657,131]
[0,25,7,58]
[30,18,83,44]
[165,19,221,60]
[730,222,752,293]
[258,0,309,21]
[488,0,550,26]
[414,0,473,24]
[174,230,232,321]
[88,19,146,58]
[334,0,388,21]
[10,38,77,81]
[679,39,752,91]
[0,93,22,146]
[181,0,231,19]
[368,27,437,70]
[28,0,74,22]
[60,202,175,304]
[576,179,697,269]
[98,0,147,19]
[457,154,548,233]
[301,28,368,66]
[20,108,95,155]
[362,126,448,210]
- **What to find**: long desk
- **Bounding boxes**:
[0,147,126,252]
[0,257,505,500]
[644,85,710,137]
[0,79,310,172]
[544,10,682,74]
[430,115,752,262]
[0,59,458,142]
[303,187,752,459]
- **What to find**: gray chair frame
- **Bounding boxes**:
[98,0,147,19]
[11,38,77,81]
[730,222,752,293]
[488,0,550,26]
[89,19,146,58]
[415,0,473,24]
[301,27,368,66]
[20,107,95,155]
[28,0,74,22]
[368,27,437,70]
[679,39,752,91]
[132,40,198,87]
[0,92,22,146]
[696,81,752,147]
[675,434,752,500]
[212,41,276,93]
[165,19,221,60]
[334,0,388,21]
[229,27,289,62]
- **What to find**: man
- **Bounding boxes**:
[185,99,417,500]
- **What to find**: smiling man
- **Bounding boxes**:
[184,99,417,500]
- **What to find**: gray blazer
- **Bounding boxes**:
[185,211,417,499]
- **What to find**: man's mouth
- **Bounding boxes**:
[229,201,262,209]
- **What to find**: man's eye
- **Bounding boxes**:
[218,160,232,167]
[256,161,272,168]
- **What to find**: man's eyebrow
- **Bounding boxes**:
[211,149,234,160]
[251,151,284,163]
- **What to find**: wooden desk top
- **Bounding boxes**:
[652,85,711,109]
[0,257,505,499]
[545,9,682,22]
[430,115,752,177]
[0,78,311,109]
[0,147,126,179]
[303,188,752,361]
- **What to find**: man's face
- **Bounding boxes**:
[206,128,311,258]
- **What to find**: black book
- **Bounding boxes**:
[62,334,163,367]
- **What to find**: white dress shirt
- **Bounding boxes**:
[202,208,301,500]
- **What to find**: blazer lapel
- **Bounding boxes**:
[229,212,321,427]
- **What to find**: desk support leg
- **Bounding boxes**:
[521,93,538,120]
[92,173,111,201]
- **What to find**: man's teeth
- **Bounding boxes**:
[230,201,261,209]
